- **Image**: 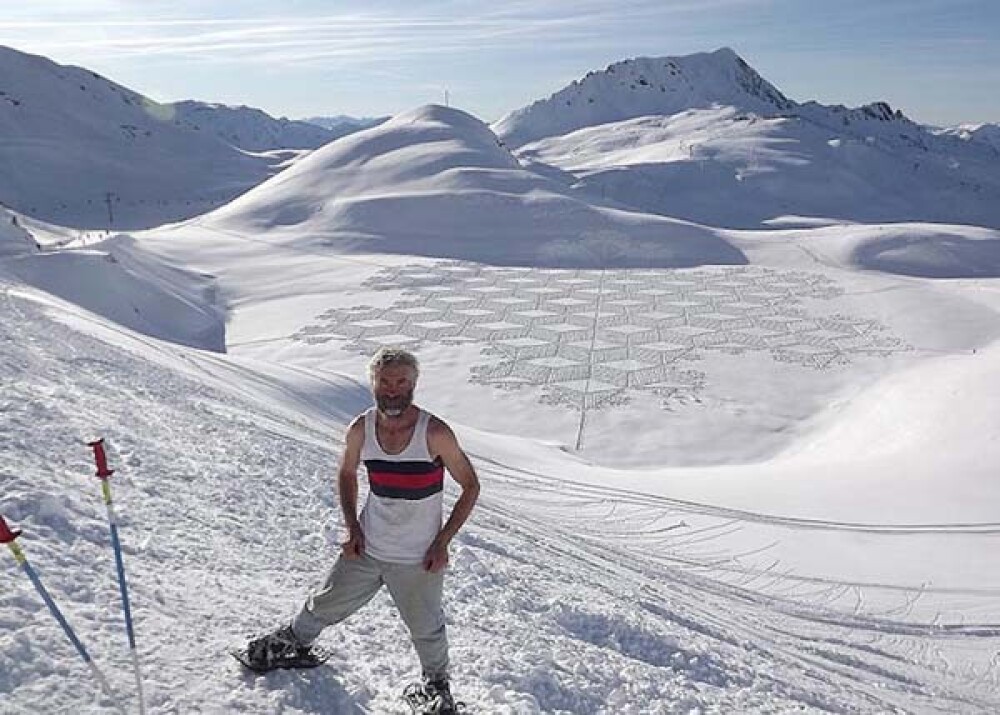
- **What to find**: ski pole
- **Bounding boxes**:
[0,514,128,715]
[88,438,147,715]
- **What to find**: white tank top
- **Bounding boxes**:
[359,406,444,564]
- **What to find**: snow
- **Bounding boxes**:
[2,47,1000,715]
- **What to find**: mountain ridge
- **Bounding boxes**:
[2,43,997,233]
[0,45,383,228]
[0,45,280,229]
[169,100,334,151]
[493,47,931,149]
[494,47,1000,229]
[302,114,390,135]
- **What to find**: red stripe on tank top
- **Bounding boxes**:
[368,466,444,489]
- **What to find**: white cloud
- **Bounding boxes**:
[0,1,768,67]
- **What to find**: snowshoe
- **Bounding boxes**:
[230,625,332,673]
[403,676,466,714]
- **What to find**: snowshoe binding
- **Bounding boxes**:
[230,625,331,673]
[403,676,466,714]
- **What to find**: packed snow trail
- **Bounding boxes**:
[2,285,999,713]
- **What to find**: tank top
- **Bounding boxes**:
[359,406,444,564]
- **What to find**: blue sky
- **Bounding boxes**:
[1,0,998,126]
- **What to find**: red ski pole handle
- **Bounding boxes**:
[0,515,22,544]
[87,438,115,479]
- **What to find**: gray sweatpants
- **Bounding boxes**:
[290,553,449,680]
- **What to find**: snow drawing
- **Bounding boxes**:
[291,262,908,411]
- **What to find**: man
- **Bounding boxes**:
[241,347,480,713]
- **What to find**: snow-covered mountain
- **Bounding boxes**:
[495,48,1000,230]
[170,100,335,151]
[935,122,1000,154]
[302,114,389,136]
[494,48,793,147]
[0,45,284,229]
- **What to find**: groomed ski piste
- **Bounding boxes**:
[2,104,1000,714]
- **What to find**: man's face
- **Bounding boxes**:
[373,364,416,417]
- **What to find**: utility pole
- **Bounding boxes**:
[444,89,449,107]
[105,192,115,228]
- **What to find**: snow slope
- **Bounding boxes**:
[0,209,37,257]
[2,245,999,714]
[4,236,224,352]
[496,49,1000,230]
[0,45,282,230]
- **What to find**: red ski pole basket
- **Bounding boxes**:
[0,515,22,544]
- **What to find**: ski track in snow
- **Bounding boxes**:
[3,285,1000,714]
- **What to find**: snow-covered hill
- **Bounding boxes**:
[0,45,283,229]
[198,104,744,268]
[170,100,335,151]
[495,49,1000,230]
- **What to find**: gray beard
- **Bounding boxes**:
[376,390,413,417]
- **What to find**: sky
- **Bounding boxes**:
[1,0,998,127]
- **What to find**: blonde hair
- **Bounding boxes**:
[367,346,420,383]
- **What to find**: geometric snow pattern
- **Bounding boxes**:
[291,262,909,412]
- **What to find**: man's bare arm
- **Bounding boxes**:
[424,417,480,572]
[338,416,365,558]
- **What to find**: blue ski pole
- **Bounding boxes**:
[89,438,147,715]
[1,514,127,715]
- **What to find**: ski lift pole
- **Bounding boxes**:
[88,438,147,715]
[0,514,127,715]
